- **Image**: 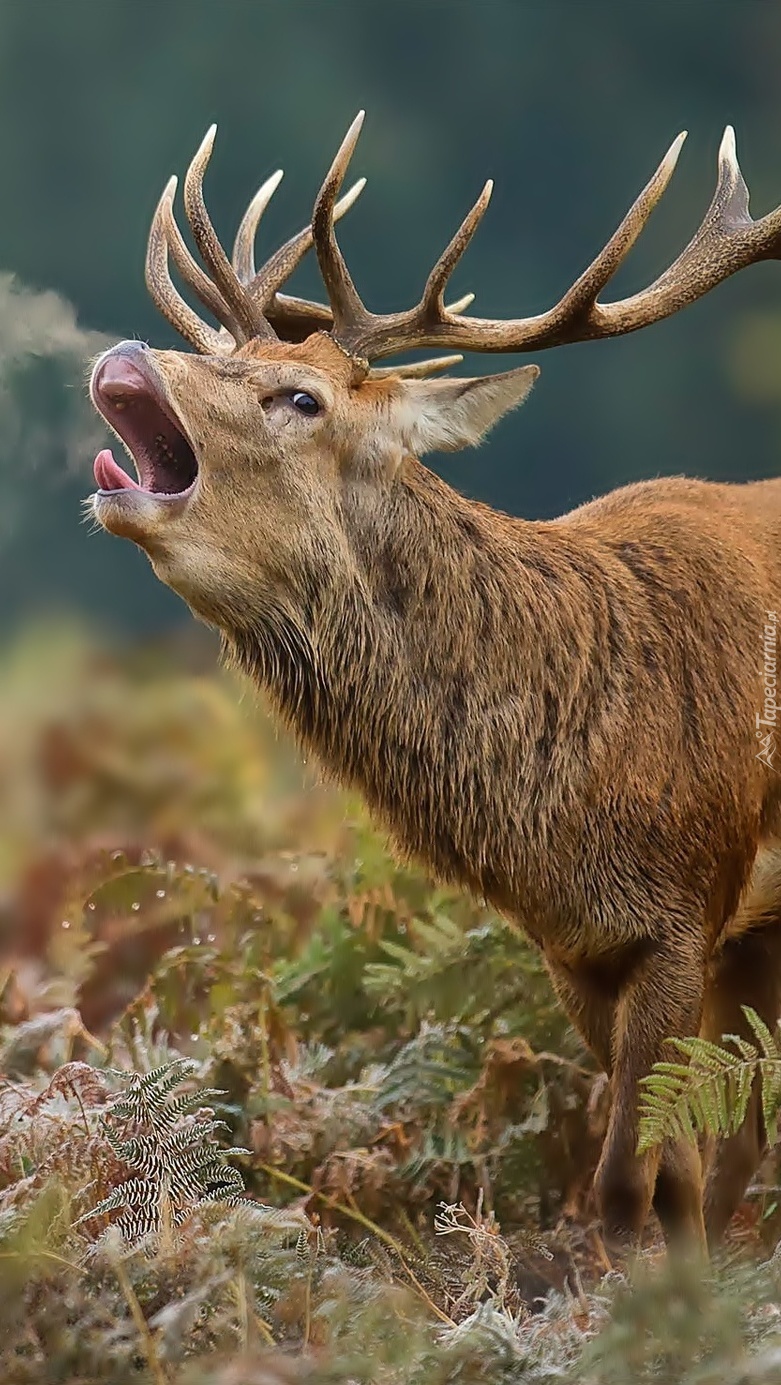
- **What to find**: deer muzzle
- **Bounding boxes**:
[90,341,199,521]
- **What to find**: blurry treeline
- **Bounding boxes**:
[2,0,781,639]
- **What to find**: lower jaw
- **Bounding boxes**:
[92,486,194,541]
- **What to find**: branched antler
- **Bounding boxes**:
[146,116,781,369]
[311,119,781,362]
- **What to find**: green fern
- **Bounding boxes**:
[373,1023,482,1112]
[77,1058,247,1244]
[364,913,563,1042]
[638,1006,781,1154]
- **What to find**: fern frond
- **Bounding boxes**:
[77,1177,152,1224]
[79,1059,246,1246]
[374,1025,481,1112]
[639,1008,781,1155]
[743,1007,780,1060]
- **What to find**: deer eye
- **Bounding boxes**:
[291,391,321,416]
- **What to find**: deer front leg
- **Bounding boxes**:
[594,934,707,1251]
[548,949,706,1248]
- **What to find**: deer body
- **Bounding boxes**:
[227,464,779,964]
[88,116,781,1249]
[224,448,781,1247]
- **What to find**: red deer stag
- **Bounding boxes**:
[89,114,781,1251]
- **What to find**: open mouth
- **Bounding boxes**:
[91,348,198,499]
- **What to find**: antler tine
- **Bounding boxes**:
[232,169,284,283]
[419,183,493,314]
[592,124,781,334]
[446,292,475,315]
[154,173,247,347]
[248,176,367,304]
[146,176,230,355]
[544,131,688,333]
[310,113,488,359]
[183,126,277,345]
[312,112,370,335]
[369,354,464,379]
[230,166,367,341]
[348,192,489,357]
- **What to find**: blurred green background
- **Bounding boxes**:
[2,0,781,640]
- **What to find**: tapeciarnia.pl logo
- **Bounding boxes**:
[756,610,778,770]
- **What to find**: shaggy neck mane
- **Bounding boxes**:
[226,457,629,915]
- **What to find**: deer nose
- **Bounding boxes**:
[91,342,152,408]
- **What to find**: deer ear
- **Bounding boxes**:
[395,364,539,454]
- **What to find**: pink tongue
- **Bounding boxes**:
[93,448,141,492]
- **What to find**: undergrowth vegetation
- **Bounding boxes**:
[2,625,781,1381]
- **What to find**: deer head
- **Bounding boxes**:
[90,114,781,638]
